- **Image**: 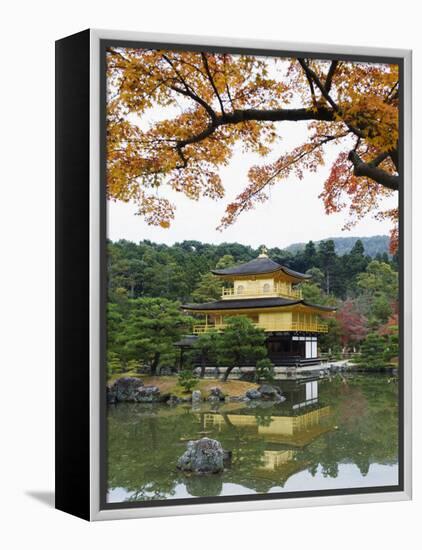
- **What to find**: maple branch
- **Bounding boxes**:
[226,135,342,222]
[298,59,365,139]
[368,151,390,167]
[162,54,218,124]
[224,107,334,123]
[389,148,399,171]
[107,47,130,62]
[175,144,188,168]
[298,59,339,112]
[169,84,217,122]
[173,106,334,151]
[222,55,235,109]
[348,151,399,191]
[385,81,399,102]
[303,67,317,107]
[174,106,335,155]
[325,61,339,93]
[201,53,226,115]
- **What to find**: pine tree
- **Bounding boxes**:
[356,333,390,369]
[216,317,268,382]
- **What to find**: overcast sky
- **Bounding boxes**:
[107,56,398,249]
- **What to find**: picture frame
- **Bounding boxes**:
[55,28,412,521]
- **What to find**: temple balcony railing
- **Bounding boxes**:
[221,285,302,300]
[192,321,328,334]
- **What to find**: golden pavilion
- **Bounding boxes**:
[181,248,335,367]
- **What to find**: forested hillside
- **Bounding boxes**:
[285,235,390,258]
[107,239,396,301]
[107,239,399,373]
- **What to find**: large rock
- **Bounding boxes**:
[166,395,181,406]
[108,377,144,402]
[258,384,282,400]
[135,385,160,402]
[192,390,202,403]
[207,387,225,402]
[107,377,162,403]
[177,438,225,474]
[245,388,262,400]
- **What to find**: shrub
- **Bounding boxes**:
[255,358,275,383]
[178,369,198,393]
[126,359,140,373]
[107,352,123,378]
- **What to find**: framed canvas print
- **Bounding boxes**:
[55,29,412,521]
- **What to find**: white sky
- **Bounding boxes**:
[107,56,398,248]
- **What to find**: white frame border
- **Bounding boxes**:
[89,29,412,521]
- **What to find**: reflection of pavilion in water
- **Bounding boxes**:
[202,379,333,484]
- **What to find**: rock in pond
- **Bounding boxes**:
[108,377,161,403]
[207,387,225,402]
[166,395,181,406]
[258,384,282,400]
[245,388,262,400]
[192,390,202,403]
[108,377,144,402]
[136,385,161,402]
[177,437,225,474]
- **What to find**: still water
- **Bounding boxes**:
[107,374,399,503]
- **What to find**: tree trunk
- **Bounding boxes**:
[150,352,160,376]
[222,364,235,382]
[199,352,206,378]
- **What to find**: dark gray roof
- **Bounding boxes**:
[211,256,311,280]
[181,297,335,312]
[174,335,199,347]
[303,300,336,312]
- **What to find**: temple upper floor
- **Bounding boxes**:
[212,248,308,300]
[221,277,302,300]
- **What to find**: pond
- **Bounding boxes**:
[106,374,399,503]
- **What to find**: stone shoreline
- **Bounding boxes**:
[107,376,286,406]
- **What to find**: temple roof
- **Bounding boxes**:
[173,335,199,347]
[181,297,335,312]
[211,256,311,281]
